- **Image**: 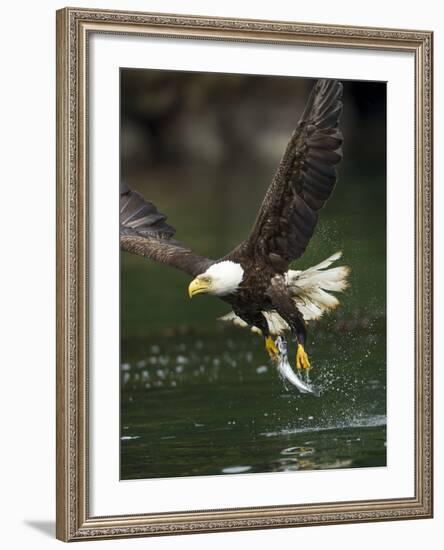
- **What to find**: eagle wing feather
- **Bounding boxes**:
[120,182,213,277]
[226,79,343,270]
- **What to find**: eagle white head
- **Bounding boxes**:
[188,261,244,297]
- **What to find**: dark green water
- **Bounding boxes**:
[121,315,386,479]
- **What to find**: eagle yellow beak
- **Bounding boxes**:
[188,277,210,298]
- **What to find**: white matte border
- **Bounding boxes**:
[89,34,415,516]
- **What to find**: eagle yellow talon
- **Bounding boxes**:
[265,336,279,362]
[296,344,311,370]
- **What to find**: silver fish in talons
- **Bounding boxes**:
[275,337,320,397]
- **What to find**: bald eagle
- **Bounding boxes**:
[121,79,349,374]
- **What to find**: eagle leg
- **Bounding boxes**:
[266,281,311,371]
[265,336,280,362]
[296,343,311,371]
[234,309,282,363]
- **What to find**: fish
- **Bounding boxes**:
[275,336,320,396]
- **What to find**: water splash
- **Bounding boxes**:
[222,465,251,474]
[261,414,386,437]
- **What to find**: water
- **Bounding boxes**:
[120,320,386,480]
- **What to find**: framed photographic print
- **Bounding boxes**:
[56,7,433,541]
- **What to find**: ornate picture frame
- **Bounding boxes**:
[56,7,433,541]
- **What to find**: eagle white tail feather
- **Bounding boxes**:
[295,250,342,272]
[219,311,249,330]
[218,310,289,336]
[286,251,350,321]
[218,251,350,335]
[261,311,290,335]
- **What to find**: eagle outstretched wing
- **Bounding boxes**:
[120,182,214,277]
[226,79,343,271]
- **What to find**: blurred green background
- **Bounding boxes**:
[120,69,387,480]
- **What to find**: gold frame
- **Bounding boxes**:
[56,7,433,542]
